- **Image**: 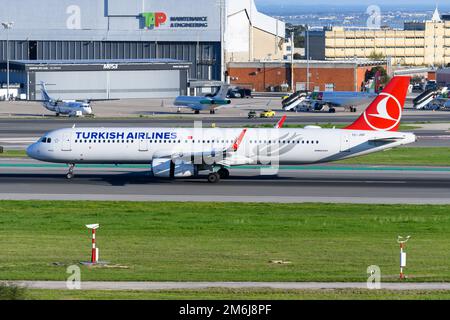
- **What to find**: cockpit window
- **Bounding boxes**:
[41,137,51,143]
[47,138,52,143]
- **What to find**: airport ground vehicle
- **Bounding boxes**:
[425,80,438,91]
[248,110,257,119]
[260,110,276,118]
[228,87,253,99]
[27,77,416,183]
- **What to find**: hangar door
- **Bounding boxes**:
[108,70,180,99]
[34,70,181,100]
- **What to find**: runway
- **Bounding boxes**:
[1,159,450,204]
[9,281,450,291]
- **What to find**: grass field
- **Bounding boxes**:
[0,150,27,158]
[1,201,450,283]
[337,147,450,166]
[21,289,450,300]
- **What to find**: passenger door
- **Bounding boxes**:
[61,133,72,151]
[139,138,148,152]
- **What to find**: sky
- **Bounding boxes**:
[254,0,448,9]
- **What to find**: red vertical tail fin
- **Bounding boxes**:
[345,76,410,132]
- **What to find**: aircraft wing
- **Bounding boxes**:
[78,99,120,103]
[152,129,250,165]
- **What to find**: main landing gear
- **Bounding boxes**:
[207,168,230,183]
[209,109,216,114]
[66,163,75,179]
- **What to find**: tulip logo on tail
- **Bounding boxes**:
[142,12,167,29]
[345,76,410,132]
[363,93,402,131]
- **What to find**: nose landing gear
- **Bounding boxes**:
[66,163,75,179]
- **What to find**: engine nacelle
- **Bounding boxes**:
[152,158,196,178]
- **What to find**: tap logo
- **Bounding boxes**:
[142,12,167,29]
[363,93,402,131]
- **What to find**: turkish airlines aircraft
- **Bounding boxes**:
[27,76,416,183]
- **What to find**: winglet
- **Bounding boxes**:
[275,115,287,129]
[232,129,247,151]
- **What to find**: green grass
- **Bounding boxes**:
[1,201,450,282]
[24,289,450,300]
[337,147,450,166]
[0,150,27,158]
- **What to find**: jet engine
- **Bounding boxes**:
[152,158,197,178]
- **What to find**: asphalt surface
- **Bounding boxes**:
[9,281,450,291]
[1,111,450,134]
[1,159,450,204]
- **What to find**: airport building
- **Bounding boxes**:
[0,59,191,100]
[228,60,386,92]
[0,0,285,98]
[308,8,450,67]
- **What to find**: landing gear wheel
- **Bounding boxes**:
[207,172,221,183]
[55,113,60,117]
[194,110,200,114]
[329,108,336,113]
[351,107,357,113]
[66,163,75,180]
[210,109,216,114]
[218,168,230,179]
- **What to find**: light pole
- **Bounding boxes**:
[2,22,14,101]
[305,24,310,92]
[290,29,295,92]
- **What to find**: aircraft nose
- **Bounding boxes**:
[26,143,39,159]
[26,144,35,158]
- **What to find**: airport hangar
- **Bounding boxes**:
[1,59,191,100]
[0,0,285,98]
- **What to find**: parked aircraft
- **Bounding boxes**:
[173,85,231,114]
[37,82,115,117]
[283,91,378,113]
[27,77,415,183]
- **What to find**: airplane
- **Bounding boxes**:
[27,76,416,183]
[37,82,115,117]
[306,91,379,113]
[283,90,378,113]
[283,75,380,113]
[173,85,231,114]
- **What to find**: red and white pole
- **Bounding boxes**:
[86,224,100,264]
[398,236,410,280]
[400,242,406,279]
[91,228,97,263]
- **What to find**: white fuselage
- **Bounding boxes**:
[44,100,93,117]
[27,127,416,166]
